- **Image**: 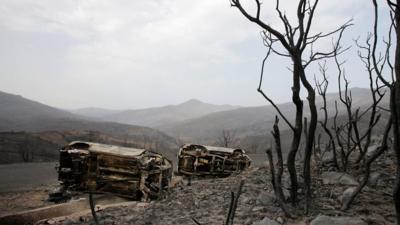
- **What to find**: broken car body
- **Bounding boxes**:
[57,141,172,200]
[177,144,251,176]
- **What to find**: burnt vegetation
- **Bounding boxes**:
[230,0,400,223]
[231,0,352,214]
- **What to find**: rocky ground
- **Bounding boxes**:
[0,149,397,225]
[34,152,396,225]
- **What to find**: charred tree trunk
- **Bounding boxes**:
[392,84,400,225]
[297,63,318,212]
[287,60,304,205]
[393,2,400,222]
[301,76,318,213]
[269,116,293,217]
[272,116,285,201]
[225,179,244,225]
[333,101,347,171]
[370,0,400,222]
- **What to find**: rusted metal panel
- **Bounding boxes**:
[56,141,172,201]
[177,144,251,177]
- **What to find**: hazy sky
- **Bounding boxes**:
[0,0,391,109]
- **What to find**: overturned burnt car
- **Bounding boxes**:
[56,141,172,200]
[177,144,251,177]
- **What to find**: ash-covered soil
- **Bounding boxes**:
[37,160,396,225]
[0,184,57,217]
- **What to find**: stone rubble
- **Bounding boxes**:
[33,162,396,225]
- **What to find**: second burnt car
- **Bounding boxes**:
[54,141,173,201]
[177,144,251,177]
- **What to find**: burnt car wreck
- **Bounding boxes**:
[56,141,172,201]
[177,144,251,177]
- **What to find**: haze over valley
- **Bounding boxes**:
[0,87,389,163]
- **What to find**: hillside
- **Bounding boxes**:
[0,91,179,163]
[77,99,240,128]
[0,91,79,127]
[162,104,288,141]
[0,132,59,164]
[0,129,180,164]
[161,88,390,149]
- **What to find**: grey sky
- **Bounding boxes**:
[0,0,391,110]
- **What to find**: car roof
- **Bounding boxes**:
[204,145,244,153]
[182,144,245,154]
[67,141,146,157]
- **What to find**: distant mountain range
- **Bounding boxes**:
[71,99,240,128]
[161,87,389,142]
[0,91,79,130]
[0,87,390,163]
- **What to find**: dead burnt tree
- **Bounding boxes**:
[384,2,400,222]
[315,63,339,169]
[217,129,238,148]
[392,2,400,221]
[231,0,351,211]
[352,34,387,165]
[333,54,374,171]
[225,179,245,225]
[325,48,385,173]
[332,59,363,172]
[336,56,354,172]
[370,0,400,222]
[19,146,34,162]
[18,137,34,162]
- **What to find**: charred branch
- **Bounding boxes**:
[270,117,294,218]
[258,47,295,131]
[226,179,245,225]
[316,64,339,169]
[342,116,392,210]
[217,129,238,148]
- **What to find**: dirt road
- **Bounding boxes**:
[0,162,58,193]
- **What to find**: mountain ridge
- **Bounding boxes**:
[74,98,241,128]
[160,87,389,143]
[0,90,179,163]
